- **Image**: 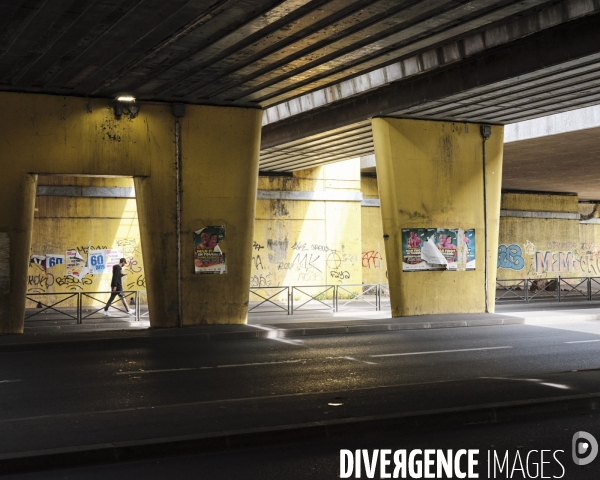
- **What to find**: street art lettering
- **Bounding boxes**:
[253,241,264,251]
[291,241,307,251]
[27,273,54,292]
[330,270,350,280]
[76,245,107,255]
[362,250,383,269]
[252,255,264,270]
[55,275,93,290]
[499,240,600,276]
[127,275,146,289]
[125,256,142,274]
[116,238,140,255]
[294,253,322,272]
[497,244,525,271]
[277,253,322,273]
[296,271,322,282]
[250,273,272,288]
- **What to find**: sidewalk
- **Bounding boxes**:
[17,299,600,340]
[12,309,526,350]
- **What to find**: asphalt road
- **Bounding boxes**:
[3,320,600,455]
[5,410,600,479]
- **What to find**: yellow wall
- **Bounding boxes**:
[372,117,503,316]
[498,193,600,279]
[361,176,387,285]
[252,159,362,300]
[27,176,144,309]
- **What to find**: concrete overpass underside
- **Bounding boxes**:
[4,0,600,331]
[261,6,600,171]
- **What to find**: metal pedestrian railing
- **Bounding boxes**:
[80,290,139,323]
[248,283,389,315]
[25,284,391,324]
[335,284,379,312]
[291,285,336,314]
[496,277,600,303]
[25,292,79,322]
[24,290,143,324]
[249,286,290,314]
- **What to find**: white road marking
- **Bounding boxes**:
[116,368,200,375]
[342,356,377,365]
[565,339,600,344]
[371,346,512,357]
[217,359,303,368]
[117,359,305,375]
[0,379,21,383]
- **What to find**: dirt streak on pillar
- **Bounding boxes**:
[372,118,503,316]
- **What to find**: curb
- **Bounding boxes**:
[1,390,599,474]
[2,317,525,352]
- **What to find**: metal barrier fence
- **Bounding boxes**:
[25,291,142,324]
[496,277,600,303]
[25,284,391,323]
[249,284,388,315]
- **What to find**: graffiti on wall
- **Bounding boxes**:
[497,244,525,271]
[27,237,145,294]
[498,241,600,276]
[251,238,360,285]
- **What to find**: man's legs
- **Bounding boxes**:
[104,289,135,316]
[104,292,118,312]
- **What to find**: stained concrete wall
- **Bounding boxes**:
[252,159,362,300]
[361,176,387,285]
[498,192,600,280]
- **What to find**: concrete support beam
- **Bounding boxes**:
[262,13,600,150]
[372,118,503,316]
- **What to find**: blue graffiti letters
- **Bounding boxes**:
[498,244,525,270]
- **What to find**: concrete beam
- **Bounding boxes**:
[261,13,600,149]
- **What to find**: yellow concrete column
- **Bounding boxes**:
[0,174,37,333]
[372,118,503,316]
[178,105,262,325]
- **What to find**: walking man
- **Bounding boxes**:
[102,257,135,316]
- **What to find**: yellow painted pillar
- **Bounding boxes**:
[372,118,503,316]
[0,174,37,333]
[136,105,261,326]
[177,106,262,325]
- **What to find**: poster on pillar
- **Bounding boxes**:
[66,250,87,278]
[88,250,107,275]
[105,249,124,271]
[402,229,476,271]
[194,226,227,274]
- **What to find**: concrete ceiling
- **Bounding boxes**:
[0,0,579,108]
[503,127,600,202]
[260,2,600,171]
